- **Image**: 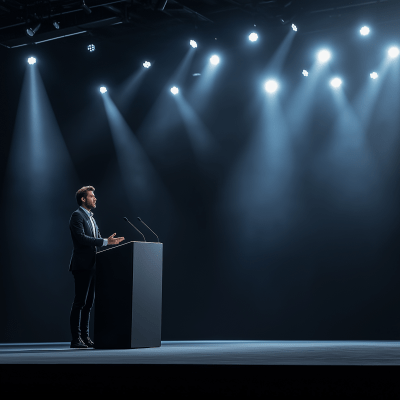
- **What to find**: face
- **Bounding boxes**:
[82,191,97,209]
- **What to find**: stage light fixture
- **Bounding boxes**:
[292,24,297,31]
[302,70,308,76]
[143,61,151,68]
[264,80,278,93]
[27,57,36,65]
[87,44,95,52]
[53,21,60,29]
[170,86,179,95]
[82,0,92,14]
[388,47,400,58]
[249,32,258,42]
[100,87,107,94]
[26,23,41,37]
[370,72,378,79]
[190,40,197,48]
[360,26,370,36]
[318,50,331,62]
[330,78,342,88]
[210,55,220,65]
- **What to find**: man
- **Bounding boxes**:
[69,186,124,349]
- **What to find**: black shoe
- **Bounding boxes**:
[82,337,94,348]
[70,337,88,349]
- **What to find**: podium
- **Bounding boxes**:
[94,241,163,349]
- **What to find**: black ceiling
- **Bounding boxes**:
[1,0,400,48]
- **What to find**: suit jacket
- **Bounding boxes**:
[69,207,105,271]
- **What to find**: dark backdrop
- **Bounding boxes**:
[1,19,400,342]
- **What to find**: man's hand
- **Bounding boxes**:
[107,233,125,245]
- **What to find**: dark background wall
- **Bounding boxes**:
[1,18,400,342]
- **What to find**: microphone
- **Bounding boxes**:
[137,217,159,242]
[123,217,146,242]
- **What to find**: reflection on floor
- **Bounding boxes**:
[1,340,400,365]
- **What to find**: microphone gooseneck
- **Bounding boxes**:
[123,217,146,242]
[137,217,160,242]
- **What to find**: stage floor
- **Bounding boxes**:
[1,340,400,365]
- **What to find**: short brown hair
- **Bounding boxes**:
[76,186,95,206]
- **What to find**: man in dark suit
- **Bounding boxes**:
[69,185,124,349]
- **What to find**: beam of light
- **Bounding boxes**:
[28,57,36,64]
[248,32,258,42]
[388,47,399,59]
[2,63,78,325]
[100,86,107,93]
[170,86,179,95]
[325,79,386,220]
[143,61,151,68]
[318,49,331,63]
[366,51,400,167]
[353,59,391,129]
[330,77,342,88]
[264,80,278,93]
[187,50,222,114]
[137,47,195,157]
[360,26,370,36]
[264,29,297,75]
[100,92,174,227]
[210,55,220,65]
[215,87,295,265]
[5,65,78,218]
[173,93,219,173]
[117,65,147,111]
[286,59,330,137]
[330,84,365,154]
[190,40,197,48]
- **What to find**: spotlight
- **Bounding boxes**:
[100,87,107,94]
[264,80,278,93]
[291,24,297,31]
[27,57,36,65]
[318,50,331,62]
[26,23,41,37]
[330,78,342,88]
[53,21,60,29]
[87,44,95,52]
[82,0,92,14]
[360,26,370,36]
[302,70,308,76]
[248,32,258,42]
[190,40,197,48]
[143,61,151,68]
[210,55,220,65]
[370,72,378,79]
[388,47,400,58]
[170,86,179,95]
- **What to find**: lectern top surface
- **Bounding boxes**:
[97,240,162,254]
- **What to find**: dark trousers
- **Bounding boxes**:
[70,270,96,340]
